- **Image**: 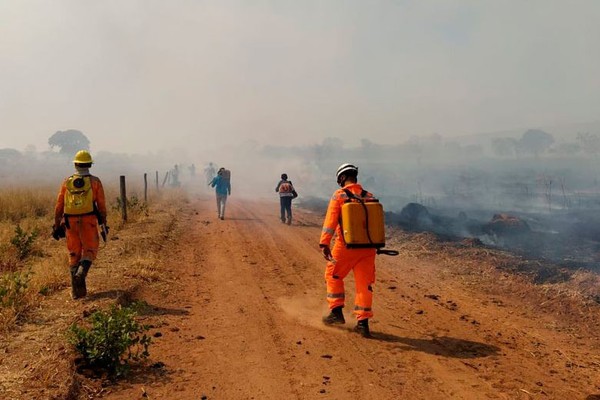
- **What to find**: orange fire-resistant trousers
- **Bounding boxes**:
[324,244,376,320]
[65,215,100,266]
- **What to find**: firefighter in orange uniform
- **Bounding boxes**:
[53,150,107,299]
[320,163,377,337]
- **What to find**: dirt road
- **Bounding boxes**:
[106,196,600,400]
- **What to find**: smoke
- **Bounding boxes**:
[2,1,600,153]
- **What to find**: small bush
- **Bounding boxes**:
[112,195,149,216]
[10,225,39,260]
[0,269,31,309]
[68,304,151,377]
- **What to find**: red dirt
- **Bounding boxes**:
[93,196,600,400]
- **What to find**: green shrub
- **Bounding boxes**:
[0,269,30,308]
[10,225,39,260]
[68,304,151,377]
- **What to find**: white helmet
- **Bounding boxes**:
[336,163,358,181]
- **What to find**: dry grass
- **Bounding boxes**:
[0,190,59,332]
[0,187,54,223]
[29,254,70,296]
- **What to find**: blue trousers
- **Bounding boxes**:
[280,197,292,222]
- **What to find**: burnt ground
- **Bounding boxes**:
[386,203,600,268]
[299,196,600,294]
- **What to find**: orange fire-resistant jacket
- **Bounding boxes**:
[55,175,107,266]
[319,182,376,249]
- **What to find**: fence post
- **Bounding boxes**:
[120,175,128,222]
[144,173,148,203]
[162,171,169,187]
[155,171,159,191]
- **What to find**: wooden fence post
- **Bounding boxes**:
[144,173,148,203]
[120,175,128,222]
[162,171,169,187]
[155,171,159,191]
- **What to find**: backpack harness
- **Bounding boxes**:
[340,188,398,256]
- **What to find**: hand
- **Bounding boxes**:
[51,224,65,240]
[51,225,59,241]
[320,245,333,261]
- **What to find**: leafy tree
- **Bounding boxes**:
[48,130,90,155]
[518,129,554,157]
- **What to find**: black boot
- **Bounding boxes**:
[354,319,372,338]
[322,306,345,325]
[75,260,92,298]
[70,265,80,299]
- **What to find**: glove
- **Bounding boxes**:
[52,224,65,241]
[320,245,333,261]
[51,226,59,241]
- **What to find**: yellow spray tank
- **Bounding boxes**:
[340,189,386,248]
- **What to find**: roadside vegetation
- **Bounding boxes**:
[68,303,152,378]
[0,183,187,398]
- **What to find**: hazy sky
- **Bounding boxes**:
[1,0,599,154]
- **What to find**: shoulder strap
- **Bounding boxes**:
[343,188,368,200]
[343,188,365,203]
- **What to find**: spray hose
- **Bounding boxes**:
[377,249,399,256]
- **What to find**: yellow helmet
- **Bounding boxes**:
[73,150,93,164]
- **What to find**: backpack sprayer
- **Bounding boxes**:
[340,189,399,256]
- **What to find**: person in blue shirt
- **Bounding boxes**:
[209,167,231,220]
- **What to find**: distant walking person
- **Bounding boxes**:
[170,164,180,187]
[275,173,297,225]
[209,167,231,220]
[204,162,217,185]
[53,150,107,299]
